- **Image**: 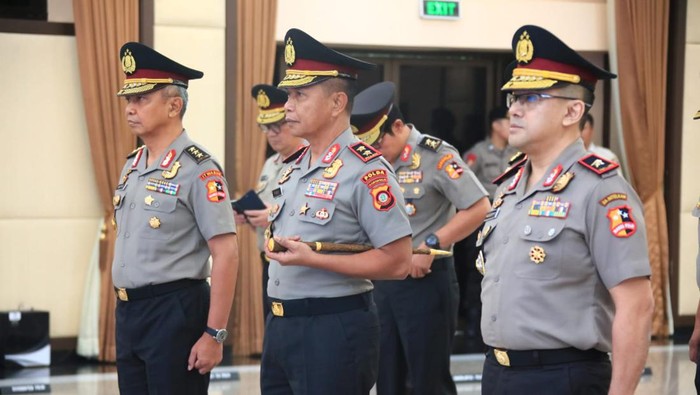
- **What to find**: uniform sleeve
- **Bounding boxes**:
[353,160,412,248]
[189,161,237,240]
[586,176,651,289]
[435,146,488,210]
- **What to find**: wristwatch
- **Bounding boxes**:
[205,326,229,343]
[424,233,441,250]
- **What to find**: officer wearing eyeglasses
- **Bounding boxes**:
[233,84,304,322]
[479,25,653,394]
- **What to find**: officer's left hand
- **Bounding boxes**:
[244,206,271,228]
[187,333,223,374]
[265,235,313,266]
[409,243,434,278]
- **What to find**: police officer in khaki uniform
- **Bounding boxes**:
[112,42,239,394]
[262,29,413,394]
[463,106,518,199]
[688,110,700,392]
[479,25,653,394]
[234,84,302,321]
[351,81,490,394]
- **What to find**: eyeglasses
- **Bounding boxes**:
[260,121,287,134]
[506,92,591,109]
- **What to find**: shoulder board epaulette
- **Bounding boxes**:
[418,136,443,152]
[349,141,382,162]
[577,153,619,177]
[492,155,527,185]
[126,145,145,159]
[508,151,526,165]
[184,145,211,164]
[282,145,309,164]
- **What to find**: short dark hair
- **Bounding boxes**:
[322,78,357,115]
[579,112,594,131]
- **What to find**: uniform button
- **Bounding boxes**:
[548,228,556,237]
[130,203,135,209]
[125,232,130,238]
[289,210,295,216]
[301,178,307,183]
[523,225,532,235]
[491,315,497,322]
[502,236,509,244]
[138,176,144,181]
[515,203,523,209]
[494,276,500,283]
[274,279,280,286]
[120,262,125,267]
[154,202,160,208]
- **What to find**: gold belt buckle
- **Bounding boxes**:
[117,288,129,302]
[494,349,510,367]
[271,301,284,317]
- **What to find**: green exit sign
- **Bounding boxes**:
[421,0,460,19]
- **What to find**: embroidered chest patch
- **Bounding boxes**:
[305,179,338,200]
[397,170,423,184]
[528,196,571,219]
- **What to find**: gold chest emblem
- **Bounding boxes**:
[552,172,575,193]
[149,216,161,229]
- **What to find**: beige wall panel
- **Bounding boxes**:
[0,219,100,337]
[154,26,226,164]
[0,34,101,219]
[276,0,607,51]
[679,43,700,315]
[0,33,102,337]
[155,0,225,28]
[688,0,700,44]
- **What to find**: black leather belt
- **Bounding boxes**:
[115,279,206,302]
[487,347,608,367]
[269,291,372,317]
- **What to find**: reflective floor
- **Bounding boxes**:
[0,344,696,394]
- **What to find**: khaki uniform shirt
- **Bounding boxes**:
[112,131,236,288]
[463,138,518,198]
[394,126,487,248]
[479,139,650,352]
[267,128,412,299]
[254,153,285,252]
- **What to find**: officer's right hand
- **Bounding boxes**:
[409,243,433,278]
[690,322,700,362]
[244,206,271,228]
[233,212,248,226]
[265,235,314,267]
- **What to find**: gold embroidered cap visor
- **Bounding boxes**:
[501,25,616,92]
[351,81,397,146]
[251,84,288,124]
[116,41,203,96]
[277,28,375,89]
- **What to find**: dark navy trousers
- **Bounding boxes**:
[115,282,210,395]
[373,256,459,395]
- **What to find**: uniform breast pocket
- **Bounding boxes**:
[514,222,565,280]
[298,200,336,226]
[268,199,285,222]
[401,185,425,200]
[141,195,178,240]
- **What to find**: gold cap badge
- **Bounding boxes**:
[284,37,296,66]
[257,89,271,109]
[515,31,534,64]
[121,49,136,74]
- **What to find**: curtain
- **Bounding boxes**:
[230,0,279,356]
[73,0,140,361]
[614,0,670,337]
